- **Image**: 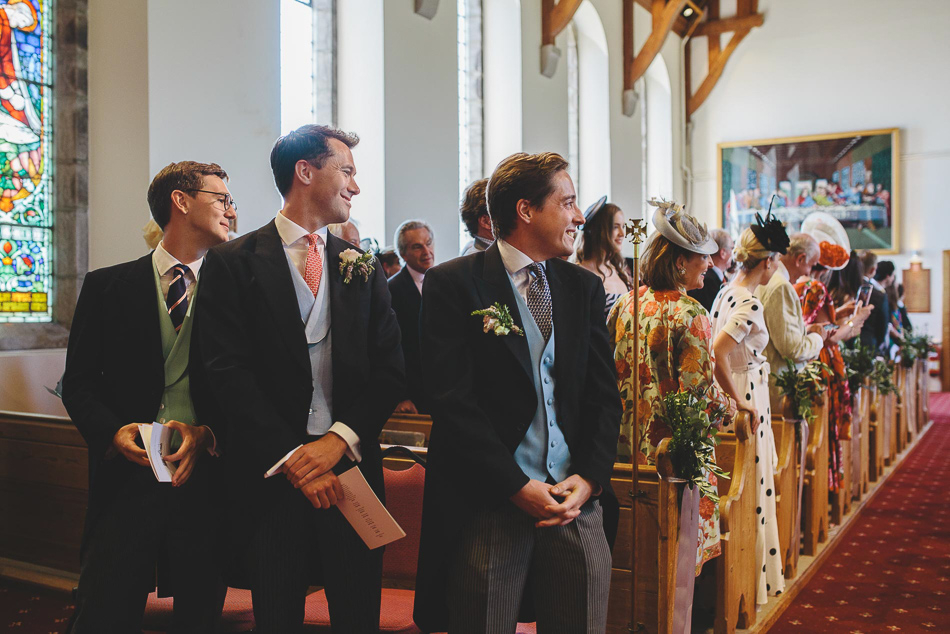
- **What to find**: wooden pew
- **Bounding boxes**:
[801,397,829,556]
[0,410,87,576]
[883,387,897,467]
[383,413,433,444]
[893,365,908,454]
[713,411,757,634]
[772,415,802,579]
[607,440,695,634]
[831,412,852,526]
[857,383,871,498]
[917,359,930,430]
[901,363,918,444]
[867,383,885,482]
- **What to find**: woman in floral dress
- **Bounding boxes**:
[609,201,736,575]
[710,220,789,604]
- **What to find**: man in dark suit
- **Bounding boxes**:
[197,125,405,633]
[389,219,435,414]
[688,227,733,311]
[413,152,621,633]
[860,250,890,354]
[62,161,235,632]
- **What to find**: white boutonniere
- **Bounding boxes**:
[471,302,523,337]
[339,249,375,284]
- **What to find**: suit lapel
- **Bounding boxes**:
[547,261,577,395]
[326,233,361,371]
[475,243,533,381]
[111,253,164,385]
[251,220,310,374]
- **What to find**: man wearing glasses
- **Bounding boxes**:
[62,161,236,632]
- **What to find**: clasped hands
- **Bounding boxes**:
[510,474,596,528]
[281,433,348,510]
[111,420,212,487]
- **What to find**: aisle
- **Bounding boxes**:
[769,393,950,633]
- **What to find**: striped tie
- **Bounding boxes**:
[166,263,189,333]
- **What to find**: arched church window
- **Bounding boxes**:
[458,0,484,250]
[280,0,335,133]
[0,0,51,323]
[566,23,579,188]
[644,54,673,215]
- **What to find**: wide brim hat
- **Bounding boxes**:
[801,211,851,270]
[649,199,719,255]
[582,195,608,225]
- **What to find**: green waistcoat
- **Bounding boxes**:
[152,262,199,450]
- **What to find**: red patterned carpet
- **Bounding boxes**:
[769,393,950,634]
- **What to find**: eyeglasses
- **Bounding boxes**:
[183,189,238,212]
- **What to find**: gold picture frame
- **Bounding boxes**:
[717,128,900,254]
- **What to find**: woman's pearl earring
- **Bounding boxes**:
[678,267,686,275]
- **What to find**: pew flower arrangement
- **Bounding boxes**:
[772,358,830,424]
[898,331,934,368]
[841,342,898,396]
[662,389,730,503]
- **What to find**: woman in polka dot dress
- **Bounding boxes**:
[710,219,790,606]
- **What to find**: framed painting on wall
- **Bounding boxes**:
[718,128,900,254]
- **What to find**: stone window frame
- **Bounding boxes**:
[0,0,88,350]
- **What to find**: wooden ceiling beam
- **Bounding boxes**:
[693,13,763,37]
[626,0,689,89]
[687,28,749,118]
[541,0,584,45]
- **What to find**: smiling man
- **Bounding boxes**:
[63,162,235,632]
[196,124,404,633]
[414,152,622,633]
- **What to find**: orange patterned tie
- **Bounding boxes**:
[304,233,323,297]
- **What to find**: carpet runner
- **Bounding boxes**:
[769,392,950,633]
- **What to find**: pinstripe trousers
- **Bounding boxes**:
[447,499,612,634]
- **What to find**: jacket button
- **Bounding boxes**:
[159,418,166,424]
[159,404,165,410]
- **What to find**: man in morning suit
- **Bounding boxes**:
[413,152,622,633]
[197,125,405,633]
[687,227,733,312]
[62,161,235,632]
[389,219,436,414]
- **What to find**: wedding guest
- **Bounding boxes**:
[687,228,733,312]
[328,218,360,247]
[389,220,436,414]
[573,196,633,318]
[710,218,789,604]
[197,125,405,633]
[896,283,912,332]
[62,162,235,632]
[415,152,620,633]
[827,250,864,309]
[859,250,890,355]
[609,200,736,579]
[459,177,493,256]
[756,233,831,405]
[378,247,402,278]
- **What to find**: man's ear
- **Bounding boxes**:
[515,199,533,225]
[170,190,188,216]
[295,159,313,186]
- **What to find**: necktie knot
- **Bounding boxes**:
[166,264,190,333]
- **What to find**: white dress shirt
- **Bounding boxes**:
[407,265,426,295]
[497,238,541,302]
[152,241,202,302]
[265,212,361,477]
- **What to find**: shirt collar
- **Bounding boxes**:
[710,265,724,281]
[497,238,540,277]
[406,265,426,285]
[153,241,203,279]
[275,211,329,246]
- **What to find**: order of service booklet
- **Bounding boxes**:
[336,467,406,550]
[137,422,178,483]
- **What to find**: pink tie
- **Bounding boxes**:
[304,234,323,297]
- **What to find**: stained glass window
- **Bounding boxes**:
[0,0,51,323]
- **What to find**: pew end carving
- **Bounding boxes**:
[772,414,801,579]
[801,396,829,556]
[713,410,757,634]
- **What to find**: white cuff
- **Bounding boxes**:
[265,444,303,478]
[201,426,220,457]
[329,422,362,463]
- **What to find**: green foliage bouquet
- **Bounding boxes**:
[841,342,897,395]
[772,358,830,424]
[662,389,730,503]
[899,331,934,368]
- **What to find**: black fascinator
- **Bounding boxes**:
[750,197,790,254]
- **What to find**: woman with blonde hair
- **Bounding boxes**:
[710,212,789,604]
[609,200,736,577]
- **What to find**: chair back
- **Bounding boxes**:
[382,462,425,581]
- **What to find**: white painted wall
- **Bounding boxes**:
[147,0,282,236]
[688,0,950,339]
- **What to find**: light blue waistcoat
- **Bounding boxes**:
[509,273,571,483]
[284,250,334,435]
